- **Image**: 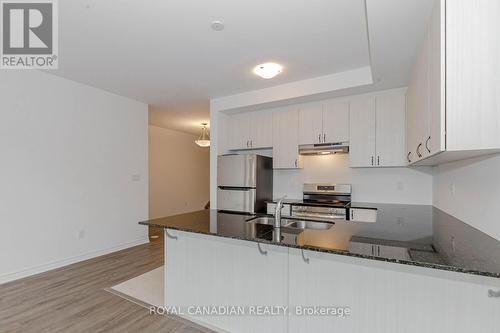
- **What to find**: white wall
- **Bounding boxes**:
[433,154,500,242]
[149,125,210,219]
[274,154,432,204]
[0,71,148,283]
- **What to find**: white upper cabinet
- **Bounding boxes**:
[323,100,349,143]
[350,91,407,168]
[298,103,323,145]
[407,0,500,165]
[226,112,250,150]
[375,92,407,167]
[226,110,273,150]
[349,97,376,167]
[446,0,500,151]
[299,100,349,145]
[250,110,273,149]
[273,107,302,169]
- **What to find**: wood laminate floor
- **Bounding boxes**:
[0,234,214,333]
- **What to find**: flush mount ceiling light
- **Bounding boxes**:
[211,20,224,31]
[195,123,210,147]
[253,62,283,79]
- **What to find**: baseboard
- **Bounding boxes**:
[0,237,150,284]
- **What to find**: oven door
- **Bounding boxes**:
[217,187,256,213]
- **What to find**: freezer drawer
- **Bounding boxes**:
[217,188,257,213]
[217,154,257,188]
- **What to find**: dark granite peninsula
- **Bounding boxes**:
[141,206,500,333]
[141,205,500,278]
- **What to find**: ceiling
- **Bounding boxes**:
[52,0,435,134]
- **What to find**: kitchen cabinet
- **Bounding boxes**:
[226,112,250,150]
[349,239,410,261]
[349,91,406,168]
[273,108,302,169]
[226,110,273,150]
[375,92,407,167]
[349,96,376,167]
[407,0,500,165]
[288,248,500,333]
[165,229,288,333]
[323,100,349,143]
[298,100,349,145]
[298,102,323,144]
[250,109,273,149]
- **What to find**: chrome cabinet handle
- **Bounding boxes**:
[371,156,374,166]
[323,134,326,143]
[250,140,253,148]
[371,245,374,255]
[318,134,321,143]
[165,230,178,240]
[488,289,500,298]
[407,152,412,163]
[426,136,431,153]
[257,243,268,256]
[350,210,354,220]
[417,143,423,158]
[377,246,380,256]
[246,140,249,148]
[301,249,310,264]
[294,159,298,168]
[377,156,380,166]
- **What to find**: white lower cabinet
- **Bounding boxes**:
[165,230,288,333]
[166,231,500,333]
[289,248,500,333]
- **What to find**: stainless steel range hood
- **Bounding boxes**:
[298,142,349,155]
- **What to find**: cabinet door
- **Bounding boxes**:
[250,110,273,149]
[226,113,250,150]
[273,108,301,169]
[166,230,288,333]
[375,92,407,167]
[323,100,349,143]
[298,102,323,145]
[427,0,445,156]
[446,0,500,150]
[406,26,430,163]
[289,247,500,333]
[349,97,376,167]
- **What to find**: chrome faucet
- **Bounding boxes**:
[274,196,286,228]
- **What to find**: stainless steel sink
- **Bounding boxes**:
[283,220,333,230]
[246,217,333,230]
[246,216,277,225]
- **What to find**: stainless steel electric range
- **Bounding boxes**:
[290,183,351,222]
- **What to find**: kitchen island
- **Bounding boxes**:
[140,207,500,333]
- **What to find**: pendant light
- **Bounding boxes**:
[195,123,210,147]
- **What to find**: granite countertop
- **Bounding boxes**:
[140,206,500,279]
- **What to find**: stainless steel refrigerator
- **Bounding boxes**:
[217,154,273,214]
